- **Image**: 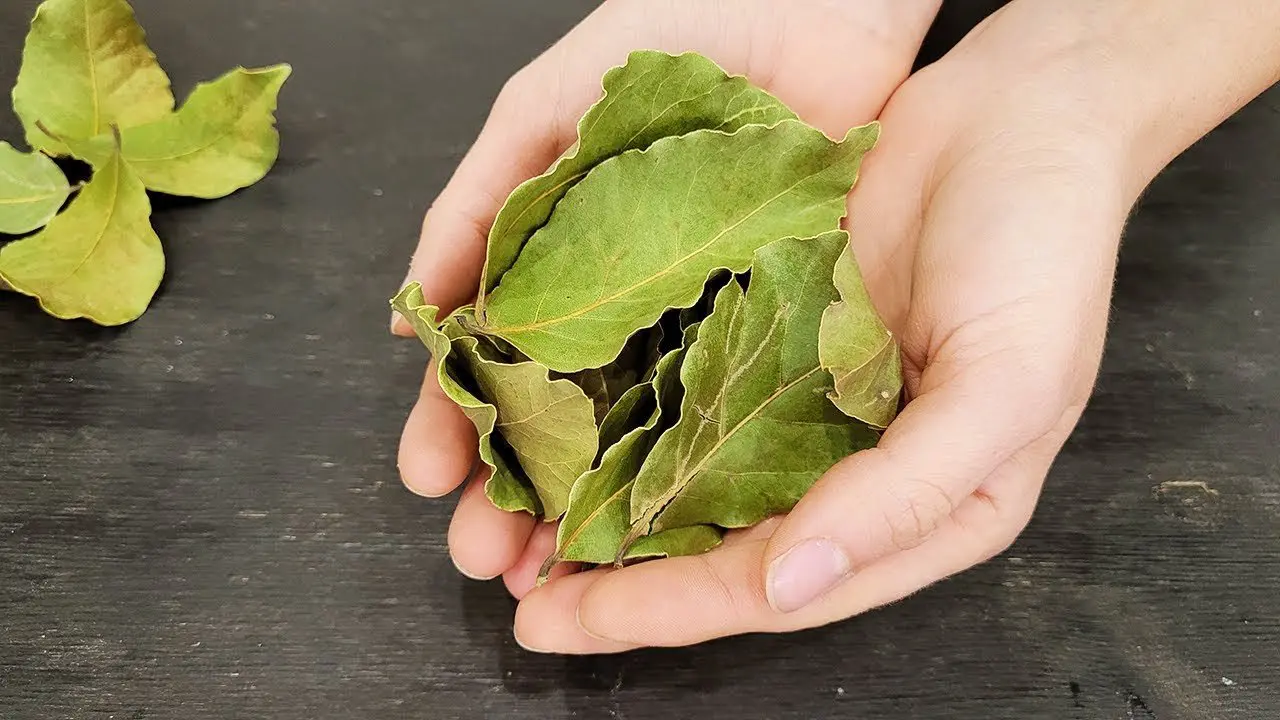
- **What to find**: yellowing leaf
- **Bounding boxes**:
[0,142,71,235]
[481,120,879,373]
[453,333,598,520]
[819,238,903,428]
[478,50,796,308]
[13,0,173,156]
[390,284,541,514]
[542,337,720,581]
[66,65,292,198]
[595,381,651,459]
[0,147,162,325]
[624,233,881,550]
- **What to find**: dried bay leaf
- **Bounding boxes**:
[623,233,881,549]
[0,146,162,325]
[596,382,655,464]
[391,283,541,514]
[0,142,71,235]
[481,120,879,373]
[543,332,720,581]
[13,0,174,156]
[819,239,903,428]
[477,50,796,305]
[453,333,598,520]
[63,65,292,198]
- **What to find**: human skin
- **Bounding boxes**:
[392,0,1280,653]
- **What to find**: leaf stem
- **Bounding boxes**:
[34,120,64,143]
[613,521,648,567]
[535,553,561,586]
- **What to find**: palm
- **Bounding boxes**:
[394,0,940,595]
[506,17,1125,651]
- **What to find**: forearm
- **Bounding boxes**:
[1063,0,1280,191]
[944,0,1280,199]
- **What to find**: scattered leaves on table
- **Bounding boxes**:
[0,141,71,234]
[390,51,901,577]
[63,65,292,198]
[13,0,174,156]
[0,144,161,325]
[1,0,290,324]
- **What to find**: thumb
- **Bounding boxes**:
[763,150,1126,614]
[761,344,1074,613]
[391,62,571,335]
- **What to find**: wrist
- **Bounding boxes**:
[937,0,1280,202]
[1048,0,1280,193]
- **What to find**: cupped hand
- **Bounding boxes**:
[393,0,942,587]
[511,2,1152,652]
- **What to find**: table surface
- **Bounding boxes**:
[2,2,1278,718]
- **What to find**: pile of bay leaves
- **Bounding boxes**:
[392,51,902,582]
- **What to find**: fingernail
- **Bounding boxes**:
[451,555,499,582]
[766,538,851,613]
[513,627,551,654]
[390,314,413,336]
[389,270,413,334]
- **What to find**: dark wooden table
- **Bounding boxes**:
[2,2,1277,718]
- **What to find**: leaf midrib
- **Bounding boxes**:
[0,190,63,206]
[643,365,821,525]
[61,156,122,285]
[84,0,101,135]
[488,163,835,335]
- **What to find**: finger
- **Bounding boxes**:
[763,157,1125,613]
[447,467,538,580]
[503,521,579,600]
[391,59,575,336]
[759,349,1062,614]
[398,364,476,498]
[514,568,640,655]
[563,441,1047,650]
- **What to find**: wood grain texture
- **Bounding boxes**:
[2,1,1278,718]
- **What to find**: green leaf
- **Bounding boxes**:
[542,339,721,581]
[0,142,71,235]
[596,382,652,458]
[452,333,599,520]
[0,146,162,325]
[13,0,174,156]
[481,120,879,373]
[477,49,796,306]
[623,233,881,549]
[390,283,540,514]
[64,65,292,198]
[819,238,903,428]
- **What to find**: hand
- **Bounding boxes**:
[510,0,1280,652]
[393,0,943,588]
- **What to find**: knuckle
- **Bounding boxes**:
[880,477,957,552]
[693,553,747,620]
[493,68,537,117]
